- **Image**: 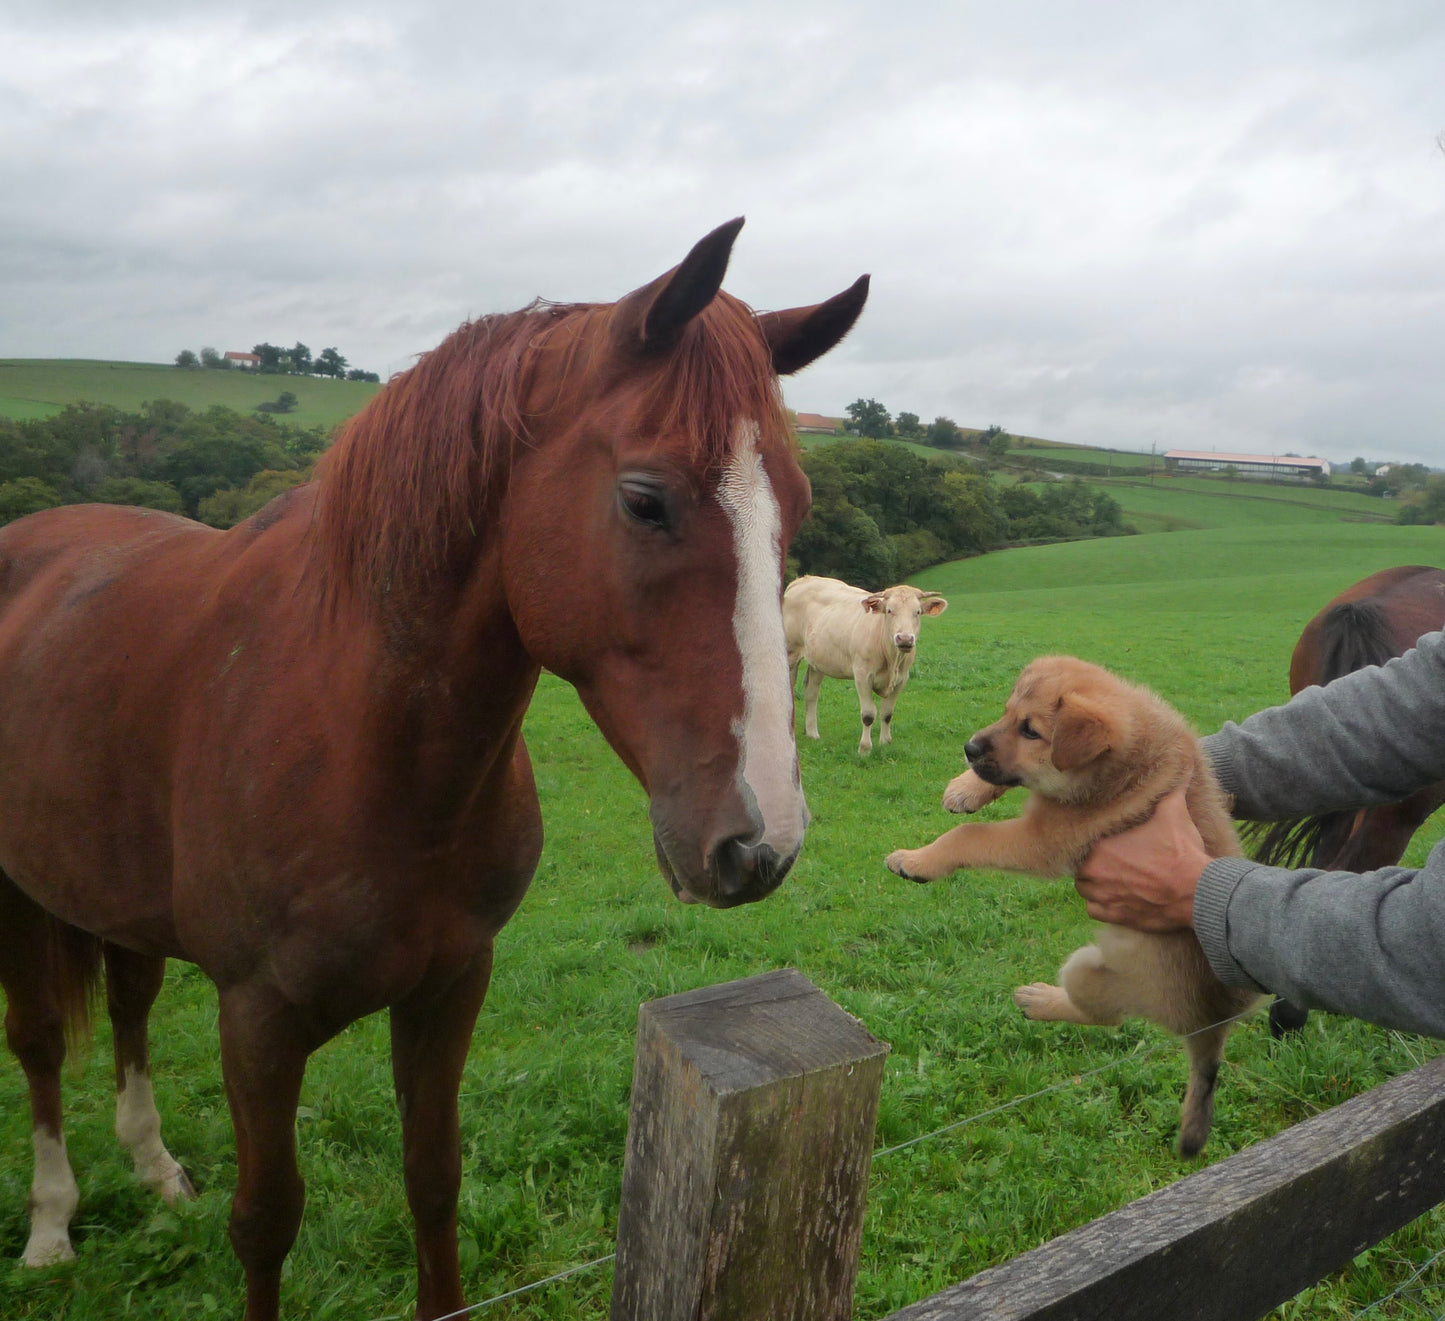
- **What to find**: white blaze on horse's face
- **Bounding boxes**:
[716,420,809,864]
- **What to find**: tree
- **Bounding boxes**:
[926,416,962,449]
[252,343,285,373]
[200,346,229,370]
[844,398,892,438]
[174,349,200,369]
[0,476,62,525]
[257,391,299,415]
[315,347,348,379]
[987,429,1011,459]
[288,343,313,376]
[1350,457,1368,475]
[346,368,381,383]
[1398,475,1445,526]
[895,411,922,439]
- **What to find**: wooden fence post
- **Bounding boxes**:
[609,967,889,1321]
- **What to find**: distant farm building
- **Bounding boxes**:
[794,412,840,434]
[225,352,261,370]
[1163,450,1331,481]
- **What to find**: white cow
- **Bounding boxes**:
[783,575,948,754]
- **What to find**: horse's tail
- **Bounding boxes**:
[1245,598,1398,869]
[45,916,104,1055]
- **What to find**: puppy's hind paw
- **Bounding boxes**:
[1013,982,1073,1021]
[886,849,937,883]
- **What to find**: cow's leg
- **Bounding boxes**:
[853,666,878,754]
[877,690,899,747]
[219,983,314,1321]
[803,665,824,740]
[390,950,494,1319]
[105,944,194,1203]
[0,876,79,1267]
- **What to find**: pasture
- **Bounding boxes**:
[0,360,380,431]
[3,517,1445,1319]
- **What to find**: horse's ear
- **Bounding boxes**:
[612,217,746,357]
[759,275,870,376]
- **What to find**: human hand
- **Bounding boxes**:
[1073,786,1210,933]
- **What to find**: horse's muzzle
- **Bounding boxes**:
[652,827,795,908]
[708,836,795,907]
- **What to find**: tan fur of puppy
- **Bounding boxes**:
[885,655,1261,1157]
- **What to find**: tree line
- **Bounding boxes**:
[843,397,1012,456]
[175,343,380,382]
[791,439,1131,587]
[0,401,328,530]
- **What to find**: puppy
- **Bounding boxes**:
[885,655,1260,1157]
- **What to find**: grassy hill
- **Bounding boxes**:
[0,359,381,431]
[4,517,1444,1319]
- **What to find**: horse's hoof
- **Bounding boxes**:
[1268,997,1310,1038]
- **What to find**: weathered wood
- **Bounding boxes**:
[887,1053,1445,1321]
[610,967,890,1321]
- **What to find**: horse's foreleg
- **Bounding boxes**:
[104,944,194,1203]
[0,878,79,1267]
[218,983,313,1321]
[390,950,494,1321]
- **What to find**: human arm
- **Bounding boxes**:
[1076,790,1445,1038]
[1204,629,1445,821]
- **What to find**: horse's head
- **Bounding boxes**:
[503,220,868,906]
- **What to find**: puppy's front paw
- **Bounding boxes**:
[886,848,943,882]
[942,769,1008,814]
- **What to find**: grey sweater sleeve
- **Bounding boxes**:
[1201,629,1445,821]
[1191,629,1445,1037]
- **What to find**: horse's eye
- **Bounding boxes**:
[1019,719,1042,740]
[619,479,670,530]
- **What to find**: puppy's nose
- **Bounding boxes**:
[965,736,987,762]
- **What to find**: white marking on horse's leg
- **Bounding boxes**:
[116,1066,193,1203]
[717,420,808,856]
[22,1129,78,1267]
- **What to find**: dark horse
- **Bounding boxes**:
[1248,565,1445,1035]
[0,219,867,1319]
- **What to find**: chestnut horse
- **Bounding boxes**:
[1247,565,1445,1035]
[0,219,867,1319]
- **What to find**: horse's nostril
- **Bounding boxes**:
[710,837,793,905]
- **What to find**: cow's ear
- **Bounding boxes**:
[921,594,948,617]
[862,594,885,613]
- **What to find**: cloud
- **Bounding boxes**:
[1,0,1442,463]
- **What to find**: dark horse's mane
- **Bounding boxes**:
[1244,598,1400,869]
[313,291,788,600]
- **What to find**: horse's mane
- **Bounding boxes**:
[313,291,787,600]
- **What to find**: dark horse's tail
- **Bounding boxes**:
[1244,599,1398,869]
[45,915,105,1054]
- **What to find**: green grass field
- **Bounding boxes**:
[3,516,1445,1319]
[0,360,381,431]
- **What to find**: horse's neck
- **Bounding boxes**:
[317,536,541,815]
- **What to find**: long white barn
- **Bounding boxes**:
[1163,449,1331,481]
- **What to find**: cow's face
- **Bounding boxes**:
[862,586,948,652]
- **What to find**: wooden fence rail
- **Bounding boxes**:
[610,970,1445,1321]
[886,1052,1445,1321]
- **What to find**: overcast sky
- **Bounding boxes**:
[3,1,1442,464]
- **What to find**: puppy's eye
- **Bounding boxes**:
[1019,719,1043,740]
[619,479,671,530]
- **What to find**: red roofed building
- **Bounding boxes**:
[1163,450,1331,481]
[793,412,840,434]
[225,351,261,370]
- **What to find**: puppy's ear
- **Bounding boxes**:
[1052,696,1111,770]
